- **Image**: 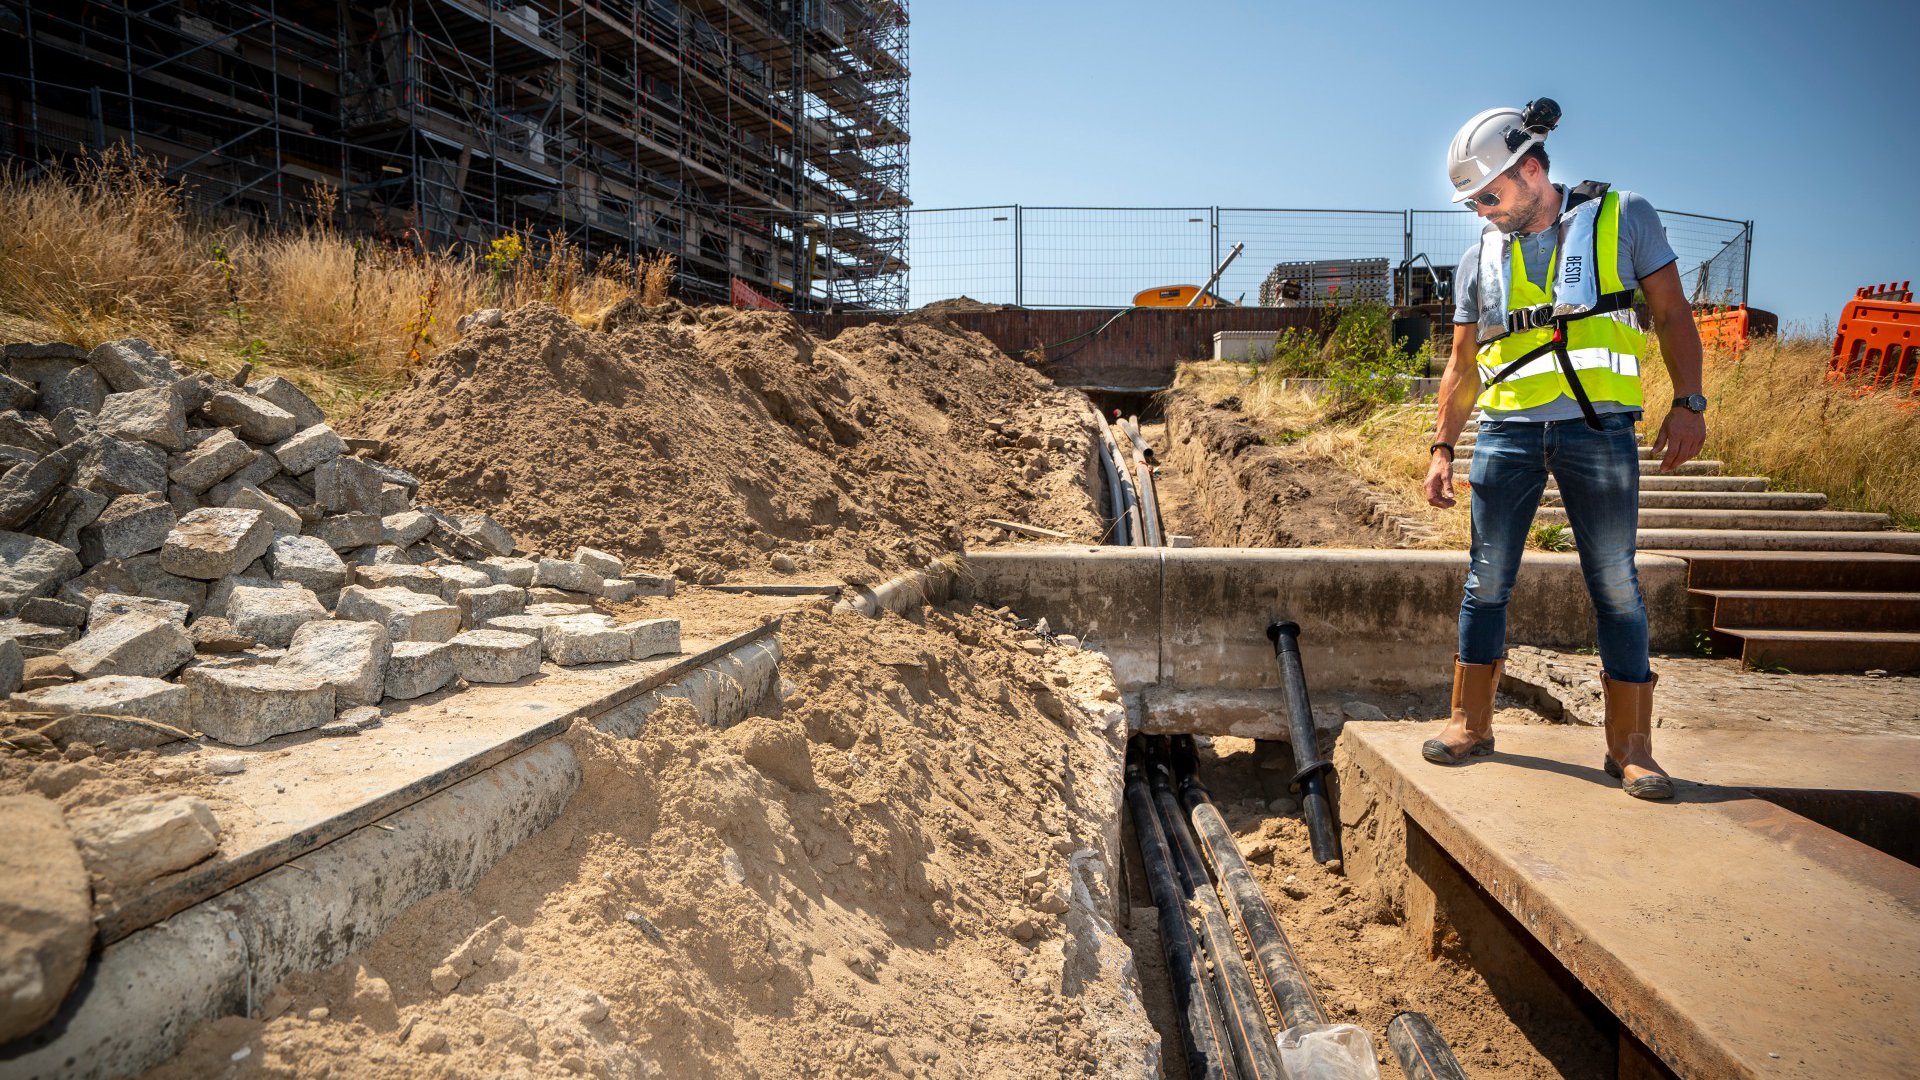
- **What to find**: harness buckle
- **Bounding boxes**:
[1505,304,1555,334]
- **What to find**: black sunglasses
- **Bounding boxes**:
[1466,190,1502,208]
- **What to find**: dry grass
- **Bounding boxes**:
[0,149,658,415]
[1641,335,1920,527]
[1173,361,1468,547]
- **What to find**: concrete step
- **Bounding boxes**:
[1458,442,1667,461]
[1615,476,1770,492]
[1714,627,1920,673]
[1659,550,1920,591]
[1542,491,1828,511]
[1694,588,1920,632]
[1539,507,1891,531]
[1634,529,1920,554]
[1456,459,1725,477]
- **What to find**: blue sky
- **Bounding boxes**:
[905,0,1918,329]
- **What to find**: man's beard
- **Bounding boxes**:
[1496,183,1553,235]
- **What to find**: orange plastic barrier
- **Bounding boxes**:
[1693,304,1775,355]
[730,276,783,311]
[1830,281,1918,394]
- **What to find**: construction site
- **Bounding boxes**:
[3,11,1920,1080]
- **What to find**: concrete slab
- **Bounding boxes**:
[1341,723,1920,1080]
[1637,529,1920,554]
[94,621,779,944]
[1540,507,1893,531]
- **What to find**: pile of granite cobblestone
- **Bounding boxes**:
[2,339,680,747]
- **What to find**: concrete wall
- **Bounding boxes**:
[962,546,1691,696]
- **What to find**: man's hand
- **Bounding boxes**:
[1424,450,1458,508]
[1652,408,1706,472]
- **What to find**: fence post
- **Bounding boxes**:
[1211,206,1220,289]
[1742,220,1754,306]
[1014,204,1023,308]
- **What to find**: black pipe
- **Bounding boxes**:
[1387,1012,1471,1080]
[1124,758,1237,1080]
[1147,747,1289,1080]
[1174,770,1329,1031]
[1265,621,1342,864]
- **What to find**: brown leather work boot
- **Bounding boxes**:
[1422,658,1501,765]
[1601,673,1674,800]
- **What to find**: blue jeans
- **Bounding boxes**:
[1459,412,1651,682]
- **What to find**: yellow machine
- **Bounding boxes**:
[1131,242,1245,309]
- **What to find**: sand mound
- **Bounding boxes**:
[143,605,1154,1079]
[345,304,1099,584]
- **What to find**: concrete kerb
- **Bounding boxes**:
[832,558,960,618]
[5,630,782,1080]
[962,546,1690,734]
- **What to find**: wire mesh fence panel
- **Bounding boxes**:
[1662,211,1751,306]
[1017,207,1212,308]
[1217,209,1407,306]
[1409,209,1482,281]
[905,206,1019,307]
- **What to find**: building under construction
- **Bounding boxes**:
[0,0,909,309]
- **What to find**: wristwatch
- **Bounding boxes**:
[1672,393,1708,413]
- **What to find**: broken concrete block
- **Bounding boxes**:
[448,629,541,683]
[309,512,381,552]
[262,475,313,511]
[1,440,90,530]
[598,578,639,603]
[380,509,433,548]
[9,674,191,728]
[187,616,254,654]
[59,612,193,679]
[0,795,92,1043]
[182,665,334,745]
[78,492,176,564]
[347,544,411,568]
[87,339,179,393]
[532,559,597,593]
[573,547,624,579]
[0,409,59,456]
[21,597,86,627]
[456,307,504,335]
[46,408,95,446]
[87,593,190,628]
[385,640,454,700]
[430,564,492,602]
[625,572,679,595]
[0,531,82,618]
[247,376,326,431]
[165,483,199,518]
[376,483,410,515]
[2,618,75,653]
[541,614,629,666]
[193,572,275,620]
[271,423,345,476]
[359,457,421,493]
[524,602,593,618]
[335,585,460,642]
[456,584,526,629]
[18,654,73,692]
[265,533,347,598]
[38,363,108,418]
[619,618,681,660]
[74,434,168,498]
[481,614,550,638]
[119,554,208,613]
[168,428,254,493]
[203,451,280,507]
[67,793,220,891]
[96,385,187,450]
[455,514,517,557]
[224,584,328,648]
[201,389,296,444]
[0,637,20,697]
[27,486,110,553]
[225,484,301,535]
[160,507,274,580]
[352,564,441,596]
[313,456,383,514]
[282,618,391,708]
[476,557,536,587]
[0,371,34,411]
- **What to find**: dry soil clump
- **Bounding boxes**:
[347,304,1101,585]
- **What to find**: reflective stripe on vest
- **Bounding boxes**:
[1473,189,1646,413]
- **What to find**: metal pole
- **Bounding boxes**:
[24,0,39,156]
[1265,621,1342,864]
[1013,204,1023,307]
[1742,221,1754,307]
[123,6,137,152]
[271,0,284,218]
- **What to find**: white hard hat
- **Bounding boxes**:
[1447,100,1558,201]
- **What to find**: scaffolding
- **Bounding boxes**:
[0,0,909,309]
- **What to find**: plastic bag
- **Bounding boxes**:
[1275,1022,1381,1080]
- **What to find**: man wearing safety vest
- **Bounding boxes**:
[1421,99,1707,800]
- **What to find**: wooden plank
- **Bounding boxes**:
[95,621,779,945]
[984,518,1073,540]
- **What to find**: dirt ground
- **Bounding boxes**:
[345,303,1102,586]
[143,603,1158,1079]
[1151,398,1402,549]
